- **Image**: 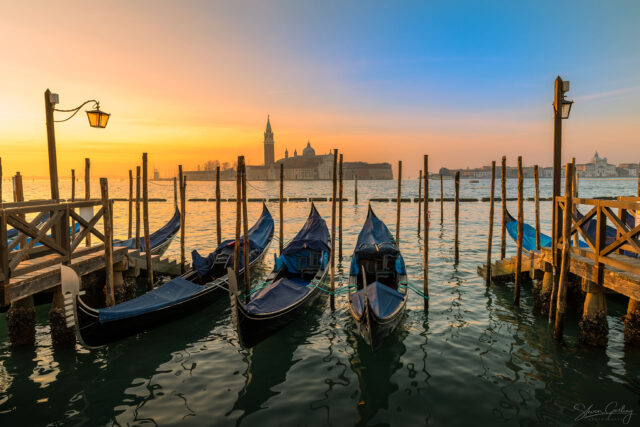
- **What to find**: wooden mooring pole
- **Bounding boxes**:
[454,171,460,261]
[571,157,578,248]
[143,153,153,289]
[71,169,76,242]
[440,174,443,224]
[500,156,506,259]
[554,162,573,340]
[179,165,186,274]
[330,149,338,310]
[173,176,178,208]
[128,169,133,239]
[100,178,115,307]
[85,158,91,247]
[417,169,422,233]
[234,156,243,285]
[339,153,343,259]
[216,165,221,247]
[241,160,250,299]
[423,155,429,307]
[279,163,284,254]
[514,156,524,306]
[485,161,496,285]
[354,175,358,205]
[534,165,541,250]
[135,166,141,248]
[0,157,2,206]
[624,164,640,346]
[396,160,402,245]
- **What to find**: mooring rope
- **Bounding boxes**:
[399,281,430,299]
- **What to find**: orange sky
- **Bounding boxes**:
[1,2,639,179]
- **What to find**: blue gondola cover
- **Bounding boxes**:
[98,277,202,323]
[115,208,181,251]
[192,206,274,276]
[350,207,403,276]
[245,277,312,314]
[349,281,405,318]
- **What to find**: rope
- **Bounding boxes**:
[149,180,175,187]
[399,281,430,299]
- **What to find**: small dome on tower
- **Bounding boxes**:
[302,140,316,157]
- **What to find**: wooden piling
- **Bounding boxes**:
[423,155,429,306]
[571,157,578,248]
[142,153,153,289]
[279,163,284,254]
[173,176,178,208]
[417,170,422,233]
[354,175,358,205]
[178,165,186,274]
[85,158,91,246]
[0,157,2,206]
[71,169,76,242]
[454,171,460,261]
[514,156,524,305]
[216,165,221,247]
[241,160,250,298]
[534,165,541,250]
[100,178,115,307]
[554,162,573,340]
[440,174,443,224]
[486,161,496,284]
[330,149,338,310]
[135,166,141,248]
[396,160,402,245]
[500,156,506,259]
[13,173,26,251]
[339,154,343,259]
[128,169,133,239]
[233,157,243,282]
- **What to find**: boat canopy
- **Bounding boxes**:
[97,277,202,323]
[115,208,181,251]
[192,205,274,276]
[349,281,405,318]
[245,277,312,314]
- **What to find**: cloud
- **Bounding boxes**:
[575,86,640,102]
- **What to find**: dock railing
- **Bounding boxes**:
[554,196,640,282]
[0,198,110,305]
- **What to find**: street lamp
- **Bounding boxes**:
[44,88,110,200]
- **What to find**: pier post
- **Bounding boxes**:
[454,171,460,261]
[514,156,524,305]
[534,263,553,315]
[85,158,91,246]
[45,89,60,201]
[216,165,221,247]
[500,156,506,259]
[579,280,608,347]
[571,157,579,248]
[0,157,2,206]
[396,160,402,246]
[485,161,496,285]
[354,175,358,205]
[13,173,26,251]
[339,154,343,259]
[135,166,141,249]
[71,169,76,242]
[100,178,115,307]
[330,149,338,310]
[179,165,186,274]
[534,165,541,250]
[279,163,284,254]
[173,176,178,208]
[417,170,422,233]
[7,296,36,347]
[554,163,573,340]
[423,155,429,308]
[181,174,187,274]
[233,156,243,282]
[142,153,153,289]
[128,169,133,239]
[241,160,250,299]
[440,174,443,224]
[624,299,640,346]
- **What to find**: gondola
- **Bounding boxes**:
[347,205,408,351]
[63,204,274,347]
[228,203,330,348]
[114,208,181,256]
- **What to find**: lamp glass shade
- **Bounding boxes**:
[86,109,110,128]
[561,100,573,119]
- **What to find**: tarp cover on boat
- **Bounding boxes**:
[115,208,181,251]
[274,204,329,273]
[98,277,202,323]
[245,277,312,315]
[349,281,405,318]
[350,207,405,276]
[192,205,274,276]
[505,210,587,251]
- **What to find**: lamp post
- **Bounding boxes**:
[551,77,574,267]
[44,88,110,201]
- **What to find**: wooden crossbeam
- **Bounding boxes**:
[6,212,65,255]
[8,211,66,270]
[69,207,105,250]
[6,211,49,252]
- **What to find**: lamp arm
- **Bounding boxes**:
[53,99,100,123]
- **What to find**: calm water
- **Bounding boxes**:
[1,177,639,426]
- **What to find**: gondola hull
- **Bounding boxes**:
[232,266,329,348]
[349,296,406,350]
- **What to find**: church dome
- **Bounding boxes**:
[302,140,316,157]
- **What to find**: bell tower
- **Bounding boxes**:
[263,115,275,166]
